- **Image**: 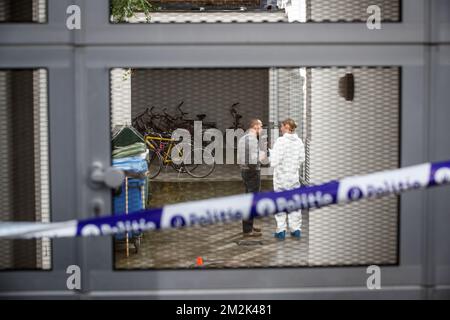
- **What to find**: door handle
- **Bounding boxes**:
[90,161,125,188]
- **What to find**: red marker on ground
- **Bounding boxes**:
[196,256,204,266]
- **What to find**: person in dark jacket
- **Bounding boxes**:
[237,119,265,237]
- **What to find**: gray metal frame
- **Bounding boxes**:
[0,0,449,299]
[0,47,78,298]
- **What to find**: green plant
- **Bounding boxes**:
[111,0,157,22]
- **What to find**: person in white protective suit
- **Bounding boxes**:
[269,118,305,240]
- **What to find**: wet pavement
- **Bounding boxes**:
[115,165,309,269]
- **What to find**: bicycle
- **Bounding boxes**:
[132,106,167,135]
[175,101,218,131]
[163,102,218,148]
[132,107,151,135]
[145,131,215,179]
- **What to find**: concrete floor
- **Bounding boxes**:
[151,164,275,182]
[114,165,309,269]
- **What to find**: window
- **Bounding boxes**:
[0,0,47,23]
[0,69,51,270]
[110,66,400,269]
[110,0,400,23]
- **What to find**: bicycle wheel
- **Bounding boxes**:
[147,150,162,179]
[182,147,215,178]
[170,142,196,173]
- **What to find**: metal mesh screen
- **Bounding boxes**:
[131,68,269,131]
[0,0,46,23]
[110,66,399,269]
[111,69,132,130]
[307,67,399,266]
[306,0,400,22]
[0,69,51,270]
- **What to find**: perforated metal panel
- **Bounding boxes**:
[268,67,308,182]
[269,67,306,154]
[110,66,399,269]
[130,69,269,131]
[110,69,132,129]
[0,69,51,270]
[307,67,400,266]
[306,0,400,22]
[0,0,46,23]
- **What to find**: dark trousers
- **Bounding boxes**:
[241,169,261,233]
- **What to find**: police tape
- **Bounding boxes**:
[1,160,449,239]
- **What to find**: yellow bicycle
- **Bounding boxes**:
[145,132,215,179]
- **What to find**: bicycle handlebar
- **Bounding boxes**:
[176,101,189,117]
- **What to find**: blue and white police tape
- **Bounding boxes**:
[1,159,449,239]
